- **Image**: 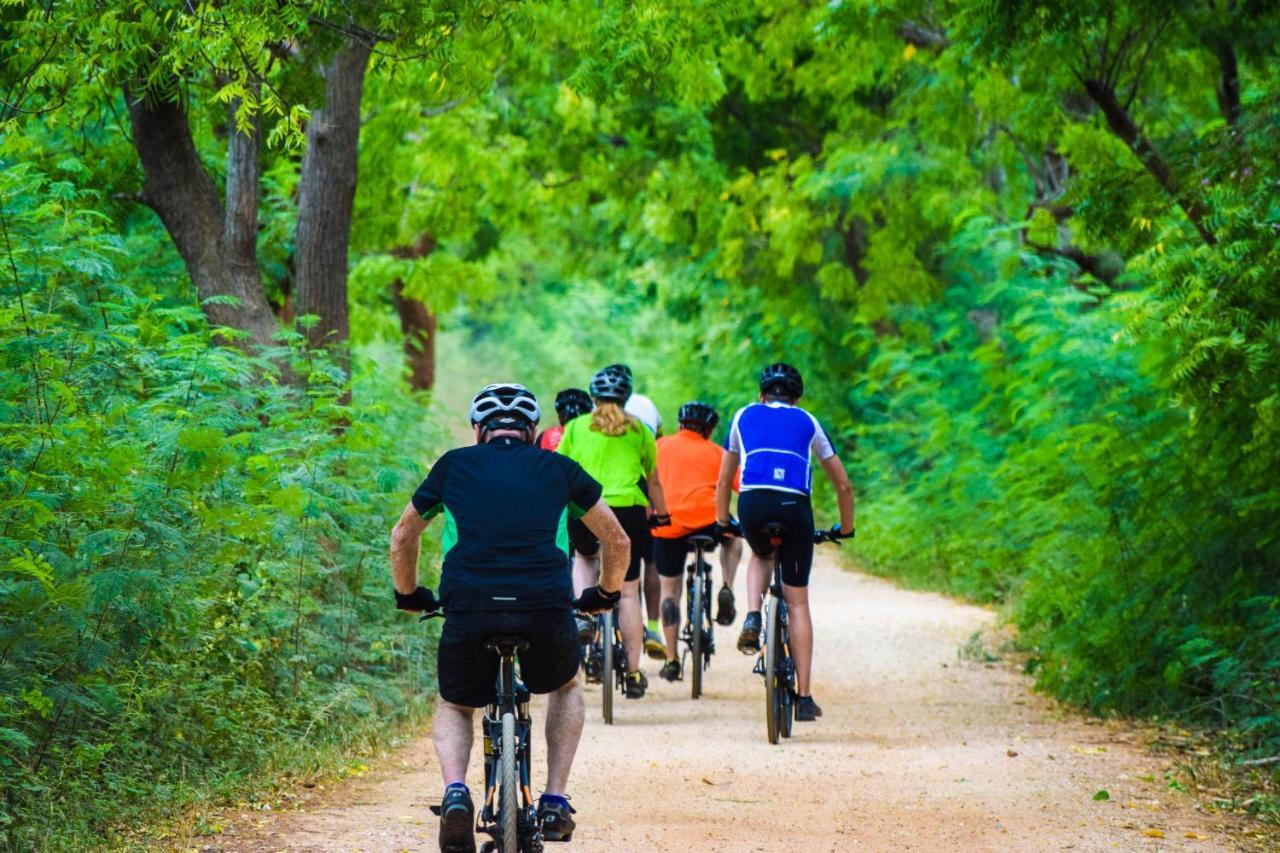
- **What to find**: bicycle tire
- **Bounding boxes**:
[763,597,781,744]
[601,611,614,725]
[779,631,794,739]
[690,566,704,700]
[499,712,518,853]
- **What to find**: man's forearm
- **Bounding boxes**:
[390,502,429,594]
[647,470,669,518]
[820,455,856,532]
[598,534,629,593]
[390,532,421,594]
[715,452,739,523]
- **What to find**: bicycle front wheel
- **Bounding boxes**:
[690,569,705,700]
[763,597,782,744]
[601,611,614,725]
[499,712,518,853]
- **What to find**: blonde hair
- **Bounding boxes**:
[590,401,637,437]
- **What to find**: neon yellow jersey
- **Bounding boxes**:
[557,414,656,508]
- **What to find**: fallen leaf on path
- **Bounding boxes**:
[702,777,716,785]
[1141,828,1166,838]
[1006,749,1018,757]
[1093,789,1110,801]
[1185,832,1209,840]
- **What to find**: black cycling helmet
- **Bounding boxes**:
[603,363,633,380]
[678,401,719,430]
[589,367,632,403]
[470,383,540,433]
[759,362,804,400]
[554,388,593,421]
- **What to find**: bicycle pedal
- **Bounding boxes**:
[429,805,442,816]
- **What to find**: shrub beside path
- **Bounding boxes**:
[194,554,1259,851]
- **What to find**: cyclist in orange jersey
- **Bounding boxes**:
[652,402,743,681]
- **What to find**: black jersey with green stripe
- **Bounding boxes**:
[411,435,603,612]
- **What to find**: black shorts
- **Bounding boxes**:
[653,525,723,578]
[437,609,581,708]
[737,490,815,587]
[566,505,650,582]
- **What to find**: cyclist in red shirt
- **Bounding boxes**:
[652,402,742,681]
[537,388,592,452]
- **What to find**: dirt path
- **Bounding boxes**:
[200,554,1248,852]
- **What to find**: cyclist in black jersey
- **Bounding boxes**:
[390,384,630,853]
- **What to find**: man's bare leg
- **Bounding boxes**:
[573,551,600,597]
[783,583,814,696]
[659,574,683,660]
[744,551,770,616]
[719,537,742,590]
[617,578,643,671]
[433,699,476,785]
[643,557,660,624]
[544,678,584,795]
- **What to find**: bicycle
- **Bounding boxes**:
[681,533,718,699]
[424,613,543,853]
[753,525,842,744]
[582,609,626,724]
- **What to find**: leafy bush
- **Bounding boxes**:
[0,162,440,846]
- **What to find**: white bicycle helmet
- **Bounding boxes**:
[469,383,541,430]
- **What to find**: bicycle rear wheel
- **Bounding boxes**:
[600,611,614,725]
[763,596,782,744]
[779,629,794,739]
[690,567,704,700]
[498,712,518,853]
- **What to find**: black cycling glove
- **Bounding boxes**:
[828,523,855,540]
[648,513,672,529]
[573,585,622,614]
[395,585,439,613]
[715,518,743,538]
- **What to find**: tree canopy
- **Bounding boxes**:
[2,0,1279,842]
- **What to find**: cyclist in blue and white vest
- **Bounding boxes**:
[714,363,855,722]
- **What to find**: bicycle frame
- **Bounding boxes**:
[755,526,796,743]
[682,535,717,698]
[478,639,541,853]
[586,611,626,724]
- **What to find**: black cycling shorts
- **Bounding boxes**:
[737,490,815,588]
[437,609,581,708]
[653,525,724,578]
[566,505,650,582]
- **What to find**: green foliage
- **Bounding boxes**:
[0,160,439,846]
[3,0,1280,839]
[410,0,1280,764]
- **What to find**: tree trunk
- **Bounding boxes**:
[294,40,372,364]
[126,89,278,346]
[1214,39,1241,127]
[391,281,437,391]
[390,234,438,391]
[1082,78,1216,246]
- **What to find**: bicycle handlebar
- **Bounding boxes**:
[813,526,855,546]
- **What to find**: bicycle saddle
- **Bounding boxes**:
[687,534,716,546]
[764,522,786,537]
[484,634,530,656]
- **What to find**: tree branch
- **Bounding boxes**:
[1082,77,1217,246]
[1214,38,1241,126]
[896,21,948,49]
